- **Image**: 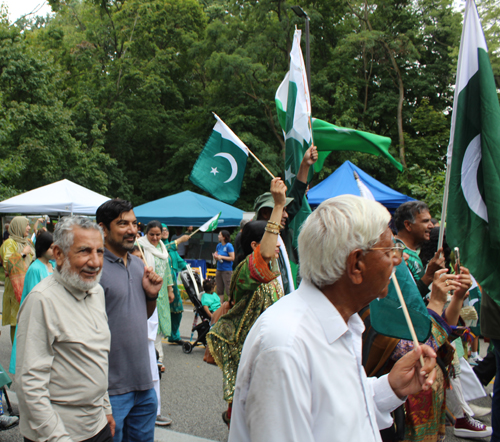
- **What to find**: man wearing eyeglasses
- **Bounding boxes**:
[393,201,445,297]
[228,195,437,442]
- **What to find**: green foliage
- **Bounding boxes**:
[0,0,498,215]
[398,165,446,218]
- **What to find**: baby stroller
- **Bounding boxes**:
[179,266,211,354]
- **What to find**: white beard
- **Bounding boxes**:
[60,259,102,292]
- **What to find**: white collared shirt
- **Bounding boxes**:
[229,279,403,442]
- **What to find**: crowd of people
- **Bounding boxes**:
[0,147,497,442]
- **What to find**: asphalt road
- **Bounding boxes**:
[0,286,229,442]
[0,285,494,442]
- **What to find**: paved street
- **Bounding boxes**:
[0,284,229,442]
[0,284,494,441]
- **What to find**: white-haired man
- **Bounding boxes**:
[16,216,115,442]
[228,195,437,442]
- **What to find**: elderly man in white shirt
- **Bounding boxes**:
[229,195,437,442]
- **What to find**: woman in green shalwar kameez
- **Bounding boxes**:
[207,178,287,425]
[160,225,189,344]
[137,221,175,367]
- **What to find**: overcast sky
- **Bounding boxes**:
[3,0,53,22]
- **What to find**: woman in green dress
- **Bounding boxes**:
[138,221,174,368]
[207,178,287,425]
[160,224,190,344]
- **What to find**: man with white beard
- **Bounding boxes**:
[16,216,115,442]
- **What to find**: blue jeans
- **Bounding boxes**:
[109,388,157,442]
[492,340,500,442]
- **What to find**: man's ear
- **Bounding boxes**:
[346,249,365,285]
[99,222,108,239]
[403,219,413,232]
[52,245,66,269]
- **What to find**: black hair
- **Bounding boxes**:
[234,221,267,268]
[203,279,215,293]
[393,201,430,232]
[96,199,134,230]
[146,220,162,233]
[220,230,231,243]
[35,231,53,259]
[420,227,451,269]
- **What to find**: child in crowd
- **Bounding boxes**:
[201,279,221,320]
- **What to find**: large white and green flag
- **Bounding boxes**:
[190,114,248,204]
[275,29,313,285]
[276,29,312,187]
[446,0,500,307]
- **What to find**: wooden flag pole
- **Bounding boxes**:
[135,241,148,267]
[246,147,276,179]
[391,272,426,367]
[189,227,201,238]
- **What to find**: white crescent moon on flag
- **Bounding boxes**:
[461,134,488,222]
[214,153,238,183]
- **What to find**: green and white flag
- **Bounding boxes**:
[275,29,313,285]
[446,0,500,307]
[311,118,403,172]
[275,29,312,187]
[199,212,221,232]
[190,113,248,204]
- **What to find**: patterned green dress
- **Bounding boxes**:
[154,244,174,337]
[162,239,187,342]
[207,245,284,404]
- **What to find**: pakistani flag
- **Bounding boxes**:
[446,0,500,307]
[190,114,248,205]
[199,212,221,232]
[276,29,312,187]
[312,119,403,173]
[370,262,431,342]
[275,29,313,269]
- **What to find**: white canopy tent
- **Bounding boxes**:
[0,179,110,215]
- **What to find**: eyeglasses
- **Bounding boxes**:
[367,243,405,258]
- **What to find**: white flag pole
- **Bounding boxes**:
[437,166,451,251]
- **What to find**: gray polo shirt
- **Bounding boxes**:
[100,248,153,396]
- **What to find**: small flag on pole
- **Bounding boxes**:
[190,114,248,205]
[199,212,221,233]
[353,171,376,201]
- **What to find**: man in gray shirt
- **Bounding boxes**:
[97,199,162,442]
[16,216,115,442]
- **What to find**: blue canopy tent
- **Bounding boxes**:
[134,190,244,227]
[307,161,414,209]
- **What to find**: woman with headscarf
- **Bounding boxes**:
[137,221,175,368]
[10,231,54,375]
[0,217,35,342]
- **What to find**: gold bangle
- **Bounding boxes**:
[267,221,280,229]
[264,227,280,235]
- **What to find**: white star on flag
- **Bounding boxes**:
[210,167,219,176]
[285,165,295,184]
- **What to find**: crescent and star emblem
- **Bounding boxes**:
[213,153,238,183]
[461,134,488,222]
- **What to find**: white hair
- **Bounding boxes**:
[54,216,103,253]
[298,195,390,288]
